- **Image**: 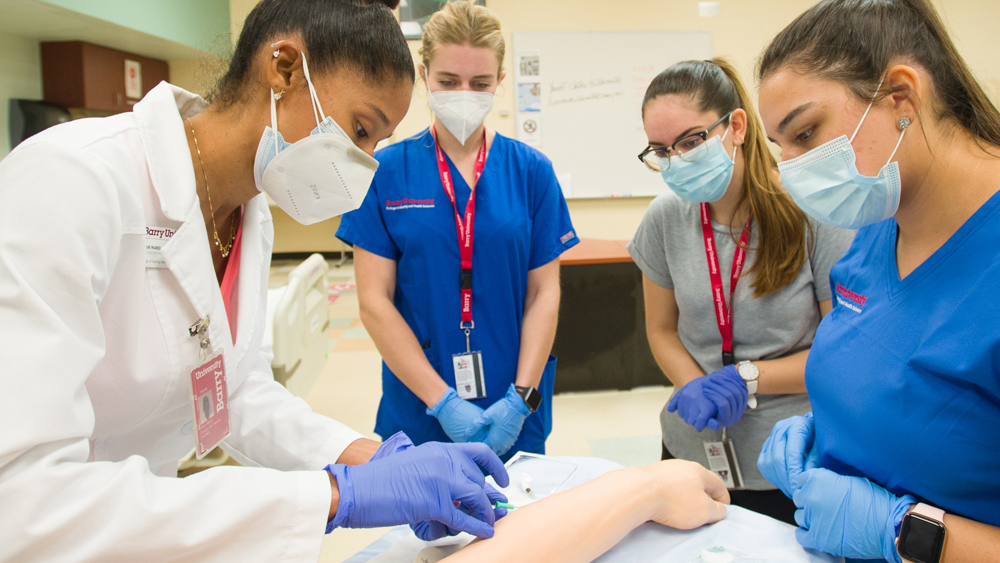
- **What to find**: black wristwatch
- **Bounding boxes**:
[515,385,542,412]
[897,503,947,563]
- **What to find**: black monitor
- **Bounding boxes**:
[9,99,71,149]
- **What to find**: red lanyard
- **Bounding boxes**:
[432,125,488,328]
[700,202,752,366]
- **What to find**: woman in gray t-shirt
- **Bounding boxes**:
[628,59,853,524]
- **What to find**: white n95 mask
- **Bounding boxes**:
[252,52,378,225]
[426,78,495,145]
[777,78,907,230]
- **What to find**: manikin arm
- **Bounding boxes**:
[443,460,729,563]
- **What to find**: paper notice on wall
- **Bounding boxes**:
[516,51,541,81]
[517,82,542,112]
[517,113,542,146]
[556,173,572,199]
[125,59,143,99]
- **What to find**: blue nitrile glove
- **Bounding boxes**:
[427,388,491,443]
[325,442,510,537]
[364,431,509,541]
[792,468,916,562]
[667,366,748,432]
[412,484,509,541]
[479,384,531,456]
[757,413,820,498]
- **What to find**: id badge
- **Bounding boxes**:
[188,351,231,459]
[452,351,486,400]
[703,437,744,489]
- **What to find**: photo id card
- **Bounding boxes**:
[452,352,486,400]
[704,439,744,489]
[188,351,231,459]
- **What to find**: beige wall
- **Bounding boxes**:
[0,32,43,156]
[229,0,1000,248]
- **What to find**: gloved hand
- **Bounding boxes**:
[427,388,491,443]
[757,413,820,498]
[667,366,748,432]
[479,384,530,456]
[412,484,509,541]
[792,468,916,562]
[325,441,510,538]
[365,431,509,541]
[368,431,415,461]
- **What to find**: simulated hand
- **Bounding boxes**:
[645,459,730,530]
[427,388,490,443]
[792,468,915,562]
[667,366,748,432]
[757,413,820,498]
[479,384,530,456]
[325,442,511,538]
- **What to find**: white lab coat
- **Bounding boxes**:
[0,82,364,562]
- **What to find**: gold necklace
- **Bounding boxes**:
[187,117,237,258]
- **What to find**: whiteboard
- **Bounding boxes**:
[512,31,712,199]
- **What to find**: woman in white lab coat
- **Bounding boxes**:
[0,1,514,560]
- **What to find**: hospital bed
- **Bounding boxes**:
[265,253,330,397]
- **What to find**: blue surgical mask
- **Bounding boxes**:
[777,78,908,229]
[659,128,737,203]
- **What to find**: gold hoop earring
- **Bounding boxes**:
[273,89,285,101]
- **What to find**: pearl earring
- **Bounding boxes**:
[273,89,285,101]
[898,116,912,130]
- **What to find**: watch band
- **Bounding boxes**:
[736,361,759,409]
[910,503,945,523]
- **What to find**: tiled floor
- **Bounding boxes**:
[269,259,674,562]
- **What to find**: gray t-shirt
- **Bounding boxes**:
[627,191,854,489]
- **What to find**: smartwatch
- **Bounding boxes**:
[515,385,542,412]
[735,360,759,409]
[897,503,947,563]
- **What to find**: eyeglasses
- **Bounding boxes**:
[637,111,733,172]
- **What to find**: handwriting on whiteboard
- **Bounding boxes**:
[547,76,625,106]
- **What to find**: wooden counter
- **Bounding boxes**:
[553,239,664,393]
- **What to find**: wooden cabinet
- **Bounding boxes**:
[41,41,169,113]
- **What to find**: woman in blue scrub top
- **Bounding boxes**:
[755,0,1000,562]
[338,0,577,461]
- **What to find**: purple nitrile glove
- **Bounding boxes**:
[668,366,748,432]
[364,431,510,541]
[325,442,510,538]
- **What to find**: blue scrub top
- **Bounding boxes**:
[337,129,578,455]
[806,189,1000,546]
